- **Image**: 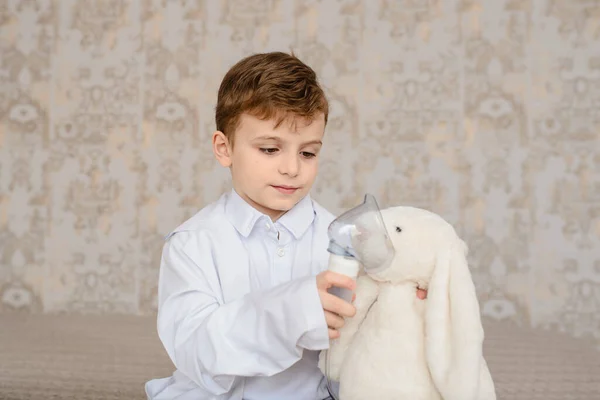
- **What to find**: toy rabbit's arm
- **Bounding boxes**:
[319,274,379,380]
[337,273,379,341]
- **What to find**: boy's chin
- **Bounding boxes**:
[264,198,297,212]
[263,194,304,212]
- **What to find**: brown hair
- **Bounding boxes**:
[215,51,328,146]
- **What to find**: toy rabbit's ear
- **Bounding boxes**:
[424,238,496,400]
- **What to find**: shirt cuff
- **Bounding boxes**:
[297,276,330,350]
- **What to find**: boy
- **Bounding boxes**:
[145,52,358,400]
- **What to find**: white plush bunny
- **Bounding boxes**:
[318,206,496,400]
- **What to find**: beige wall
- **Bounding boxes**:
[0,0,598,345]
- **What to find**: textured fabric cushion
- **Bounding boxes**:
[482,319,600,399]
[0,314,598,399]
[0,314,173,400]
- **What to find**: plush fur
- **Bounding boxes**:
[318,206,496,400]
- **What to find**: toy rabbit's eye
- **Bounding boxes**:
[395,226,402,233]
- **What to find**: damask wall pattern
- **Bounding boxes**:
[0,0,598,345]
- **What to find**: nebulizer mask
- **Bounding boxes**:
[323,194,395,399]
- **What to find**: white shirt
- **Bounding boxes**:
[145,189,336,400]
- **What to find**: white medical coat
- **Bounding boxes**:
[145,189,335,400]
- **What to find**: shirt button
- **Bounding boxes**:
[277,248,285,257]
[265,223,270,230]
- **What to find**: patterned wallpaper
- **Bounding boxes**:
[0,0,598,345]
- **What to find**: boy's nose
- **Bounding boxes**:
[278,155,300,177]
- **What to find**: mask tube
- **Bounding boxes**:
[322,194,395,399]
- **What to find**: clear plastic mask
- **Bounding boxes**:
[327,193,395,274]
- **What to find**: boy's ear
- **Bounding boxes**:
[212,131,232,167]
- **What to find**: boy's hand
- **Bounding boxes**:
[316,271,357,339]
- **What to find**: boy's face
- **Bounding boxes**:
[212,112,325,221]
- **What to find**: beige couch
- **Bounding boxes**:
[1,314,598,399]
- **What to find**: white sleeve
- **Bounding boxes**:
[156,231,329,396]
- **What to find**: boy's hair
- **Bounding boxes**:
[215,51,329,146]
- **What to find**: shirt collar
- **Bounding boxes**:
[225,189,315,239]
[277,193,315,239]
[225,189,264,238]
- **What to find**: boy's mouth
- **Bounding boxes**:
[271,185,299,194]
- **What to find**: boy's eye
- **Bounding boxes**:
[260,148,278,154]
[301,152,316,158]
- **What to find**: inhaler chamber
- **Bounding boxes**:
[324,194,395,400]
[327,194,395,275]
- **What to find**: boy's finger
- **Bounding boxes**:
[328,328,340,339]
[324,310,345,329]
[320,271,356,291]
[323,293,356,318]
